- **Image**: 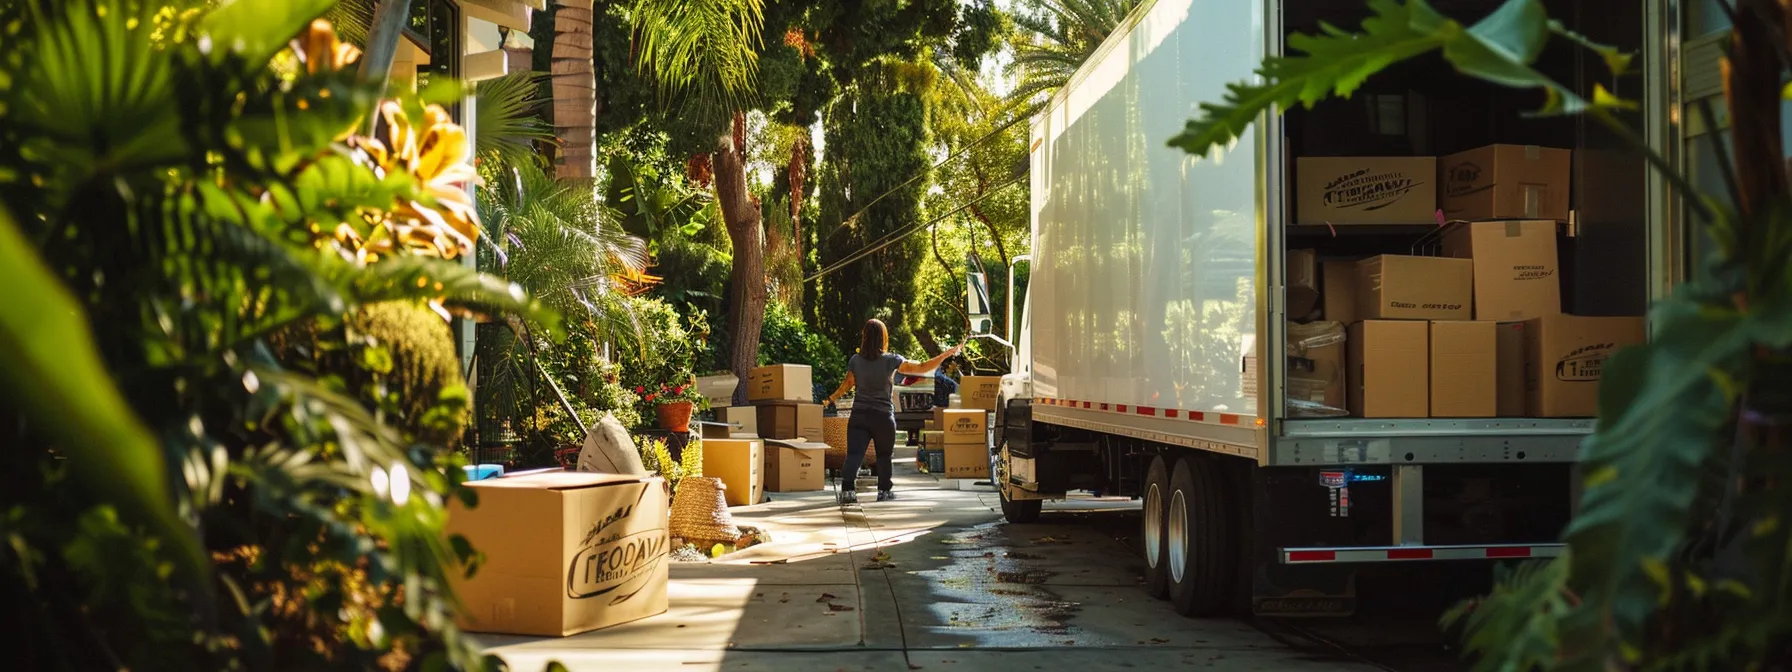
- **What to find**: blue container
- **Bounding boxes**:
[922,449,945,474]
[463,464,505,481]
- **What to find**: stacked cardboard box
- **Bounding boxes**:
[729,364,827,493]
[934,408,990,480]
[1297,144,1644,419]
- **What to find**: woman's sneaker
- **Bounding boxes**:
[838,490,858,504]
[877,490,896,502]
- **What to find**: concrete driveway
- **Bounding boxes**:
[474,452,1388,671]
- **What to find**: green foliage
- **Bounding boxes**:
[0,1,545,668]
[758,301,846,395]
[639,436,704,494]
[473,72,555,170]
[814,79,932,353]
[1170,0,1792,668]
[617,297,713,425]
[631,0,767,121]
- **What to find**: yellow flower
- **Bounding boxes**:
[339,102,482,263]
[292,20,362,74]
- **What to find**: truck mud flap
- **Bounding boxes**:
[1251,564,1356,617]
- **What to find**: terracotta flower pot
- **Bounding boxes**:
[655,400,694,433]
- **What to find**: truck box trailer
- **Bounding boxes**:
[988,0,1677,617]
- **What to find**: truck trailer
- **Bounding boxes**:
[987,0,1681,617]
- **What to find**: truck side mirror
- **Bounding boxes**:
[967,270,993,335]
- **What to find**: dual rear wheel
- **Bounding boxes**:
[1140,454,1236,616]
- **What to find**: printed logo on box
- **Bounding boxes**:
[1555,343,1618,382]
[1445,161,1486,196]
[1511,264,1555,281]
[1321,168,1421,212]
[567,497,668,604]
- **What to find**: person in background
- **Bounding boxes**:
[825,319,962,504]
[931,356,964,409]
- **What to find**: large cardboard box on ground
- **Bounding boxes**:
[1496,321,1528,416]
[1442,220,1561,322]
[1440,144,1573,221]
[958,376,1002,412]
[1287,321,1347,416]
[943,443,987,479]
[1348,320,1429,418]
[933,408,989,444]
[754,402,823,441]
[748,364,813,403]
[714,406,759,437]
[1357,255,1473,321]
[1429,321,1496,417]
[1297,157,1438,225]
[1288,249,1320,318]
[764,445,825,492]
[446,472,670,637]
[1524,315,1647,417]
[700,438,763,506]
[1322,260,1360,325]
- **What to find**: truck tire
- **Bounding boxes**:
[1142,456,1171,599]
[1166,456,1235,617]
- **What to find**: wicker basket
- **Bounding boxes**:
[822,416,851,469]
[669,477,740,547]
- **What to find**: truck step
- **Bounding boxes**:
[1279,543,1565,564]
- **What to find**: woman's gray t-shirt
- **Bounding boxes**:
[848,353,906,414]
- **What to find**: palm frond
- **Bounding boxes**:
[473,72,556,169]
[631,0,767,119]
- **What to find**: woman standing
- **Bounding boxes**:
[825,319,963,503]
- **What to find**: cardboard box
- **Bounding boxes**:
[958,376,1002,412]
[748,364,813,403]
[1287,321,1347,415]
[1357,255,1473,321]
[1496,321,1528,416]
[700,438,763,506]
[1296,157,1438,225]
[943,443,987,479]
[934,408,989,444]
[755,402,822,441]
[695,373,739,408]
[1440,144,1572,221]
[1322,260,1360,325]
[1429,321,1497,417]
[446,472,670,637]
[1524,315,1646,417]
[1442,220,1561,322]
[765,446,824,492]
[1348,320,1429,418]
[715,406,759,437]
[922,430,944,449]
[1288,249,1320,318]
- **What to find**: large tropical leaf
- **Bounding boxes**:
[198,0,339,67]
[0,206,210,605]
[473,72,555,169]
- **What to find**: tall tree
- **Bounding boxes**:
[552,1,600,178]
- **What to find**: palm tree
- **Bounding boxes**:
[628,0,768,404]
[1004,0,1141,119]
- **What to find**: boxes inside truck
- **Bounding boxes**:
[1439,144,1572,222]
[1348,320,1429,418]
[1441,220,1561,322]
[1428,321,1496,418]
[1296,157,1438,225]
[1356,255,1473,321]
[1524,314,1646,417]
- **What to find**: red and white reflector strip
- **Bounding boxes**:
[1034,397,1246,426]
[1280,543,1565,564]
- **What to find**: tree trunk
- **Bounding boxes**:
[551,0,597,179]
[789,136,807,260]
[717,112,766,405]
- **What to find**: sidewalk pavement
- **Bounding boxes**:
[473,449,1378,671]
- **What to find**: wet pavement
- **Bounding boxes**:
[475,451,1467,671]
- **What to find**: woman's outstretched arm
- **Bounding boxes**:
[897,343,963,375]
[825,371,857,406]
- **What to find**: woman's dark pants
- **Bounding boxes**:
[843,411,896,492]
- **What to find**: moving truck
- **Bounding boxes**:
[984,0,1675,617]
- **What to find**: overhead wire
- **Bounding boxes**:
[804,172,1027,283]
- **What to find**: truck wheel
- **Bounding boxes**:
[1166,456,1235,617]
[1142,456,1171,599]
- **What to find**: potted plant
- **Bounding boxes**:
[645,378,707,432]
